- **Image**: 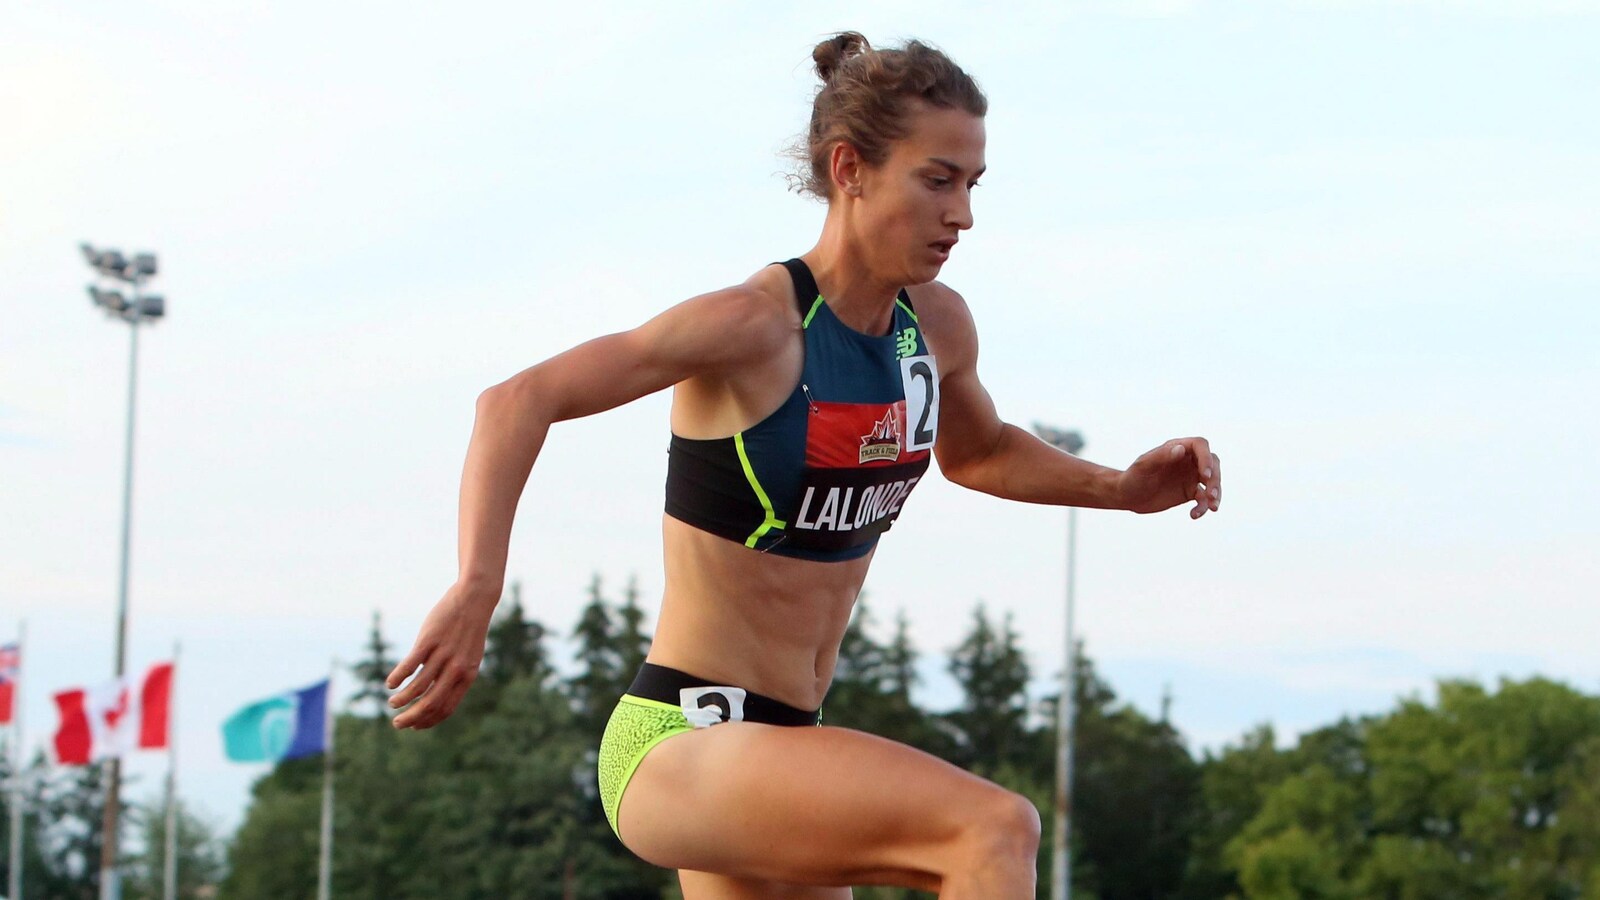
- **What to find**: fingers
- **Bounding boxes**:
[1171,437,1218,520]
[1209,452,1222,512]
[387,643,429,691]
[392,664,475,730]
[388,660,435,709]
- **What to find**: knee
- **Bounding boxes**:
[960,789,1042,866]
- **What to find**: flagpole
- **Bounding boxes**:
[161,642,180,900]
[317,659,335,900]
[7,620,26,900]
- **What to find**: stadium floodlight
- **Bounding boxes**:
[1032,422,1085,900]
[78,241,169,900]
[96,250,129,280]
[88,286,129,314]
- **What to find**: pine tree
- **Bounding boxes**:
[569,575,623,738]
[122,796,226,899]
[484,581,549,686]
[350,610,394,720]
[946,603,1031,772]
[885,608,918,702]
[33,760,116,900]
[828,597,891,722]
[615,575,650,680]
[1,748,71,900]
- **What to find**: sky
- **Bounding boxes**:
[3,0,1598,839]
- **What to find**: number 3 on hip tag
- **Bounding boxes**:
[900,355,939,452]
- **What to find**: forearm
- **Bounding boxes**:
[946,423,1125,509]
[454,379,555,598]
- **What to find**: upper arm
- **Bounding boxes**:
[487,281,792,423]
[913,282,1006,484]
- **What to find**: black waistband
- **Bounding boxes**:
[626,662,821,727]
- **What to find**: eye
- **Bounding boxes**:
[969,180,982,190]
[924,176,951,189]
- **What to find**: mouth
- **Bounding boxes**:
[928,239,957,260]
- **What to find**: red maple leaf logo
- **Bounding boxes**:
[101,686,130,732]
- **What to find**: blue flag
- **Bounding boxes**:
[222,679,329,762]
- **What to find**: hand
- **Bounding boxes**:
[1116,437,1221,519]
[386,581,499,729]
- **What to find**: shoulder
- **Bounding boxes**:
[904,279,977,370]
[643,264,799,367]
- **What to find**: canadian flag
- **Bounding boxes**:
[53,661,173,766]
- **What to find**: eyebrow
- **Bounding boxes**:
[926,157,987,179]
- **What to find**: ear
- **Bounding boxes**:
[828,141,865,199]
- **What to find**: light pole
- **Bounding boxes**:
[1033,422,1084,900]
[81,242,166,900]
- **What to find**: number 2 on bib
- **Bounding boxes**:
[900,355,939,452]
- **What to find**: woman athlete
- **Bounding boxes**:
[387,33,1221,899]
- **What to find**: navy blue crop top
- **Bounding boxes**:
[665,258,940,561]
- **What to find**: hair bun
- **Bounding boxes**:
[813,31,870,83]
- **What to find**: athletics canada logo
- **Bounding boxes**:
[858,409,902,464]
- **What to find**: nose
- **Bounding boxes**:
[947,187,974,231]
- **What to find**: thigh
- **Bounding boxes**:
[678,870,851,900]
[617,722,1005,891]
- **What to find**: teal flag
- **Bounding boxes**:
[222,680,329,762]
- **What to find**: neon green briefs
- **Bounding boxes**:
[596,694,694,839]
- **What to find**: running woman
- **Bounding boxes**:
[388,32,1222,899]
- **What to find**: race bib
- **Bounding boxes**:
[899,355,939,452]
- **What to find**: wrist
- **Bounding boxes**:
[454,570,504,607]
[1100,467,1130,510]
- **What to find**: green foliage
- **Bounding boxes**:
[484,581,551,688]
[210,578,1600,900]
[1221,677,1600,900]
[825,600,952,759]
[946,604,1032,772]
[1,748,87,900]
[122,796,227,899]
[30,759,119,900]
[1067,645,1201,900]
[221,575,669,900]
[350,610,396,720]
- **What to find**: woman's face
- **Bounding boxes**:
[854,102,986,286]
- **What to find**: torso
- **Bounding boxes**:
[650,261,956,709]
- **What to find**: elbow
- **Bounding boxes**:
[937,453,995,495]
[477,369,554,424]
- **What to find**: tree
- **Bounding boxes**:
[1217,677,1600,900]
[484,581,549,687]
[945,604,1031,772]
[615,576,650,681]
[350,610,395,720]
[31,760,119,900]
[123,796,226,899]
[219,754,323,900]
[570,575,625,738]
[1,749,79,900]
[1181,724,1295,899]
[1049,644,1200,900]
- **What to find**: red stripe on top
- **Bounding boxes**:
[805,401,930,469]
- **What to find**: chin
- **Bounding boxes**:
[906,259,945,286]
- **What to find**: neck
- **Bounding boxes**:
[801,208,901,336]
